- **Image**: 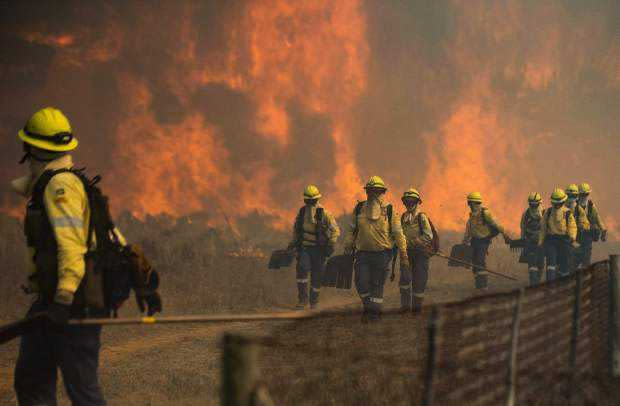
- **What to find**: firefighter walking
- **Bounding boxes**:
[343,176,408,322]
[565,184,589,273]
[288,185,340,309]
[576,183,607,268]
[520,193,545,285]
[539,188,578,280]
[399,188,434,313]
[462,192,510,290]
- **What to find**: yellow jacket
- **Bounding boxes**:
[539,206,577,245]
[12,155,125,304]
[343,199,407,258]
[520,206,543,240]
[290,203,340,247]
[401,208,433,250]
[570,204,590,233]
[463,207,505,243]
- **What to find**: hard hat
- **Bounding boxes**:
[528,192,542,203]
[402,188,421,202]
[364,176,387,190]
[579,183,591,195]
[303,185,322,200]
[551,188,568,204]
[565,184,579,197]
[467,192,483,203]
[18,107,77,152]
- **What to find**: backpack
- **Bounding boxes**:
[29,168,154,317]
[417,212,440,254]
[542,207,572,239]
[480,208,501,239]
[293,206,328,248]
[353,201,393,236]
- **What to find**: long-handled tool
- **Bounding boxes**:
[433,250,518,281]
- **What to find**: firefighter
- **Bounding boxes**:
[399,188,433,313]
[288,185,340,309]
[539,188,578,280]
[577,183,607,267]
[566,184,590,272]
[463,192,509,289]
[343,176,408,322]
[520,192,545,285]
[11,107,107,405]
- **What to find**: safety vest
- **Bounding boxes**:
[522,208,542,240]
[293,206,328,248]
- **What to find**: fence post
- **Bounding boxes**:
[505,289,524,406]
[422,306,440,406]
[568,270,583,400]
[221,333,259,406]
[610,255,620,377]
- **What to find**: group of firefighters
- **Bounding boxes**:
[289,178,607,322]
[5,106,610,404]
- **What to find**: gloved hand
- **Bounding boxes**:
[503,233,511,245]
[287,242,297,253]
[343,245,354,256]
[47,302,71,325]
[325,244,335,257]
[136,291,163,316]
[601,230,608,242]
[571,240,580,249]
[400,255,410,269]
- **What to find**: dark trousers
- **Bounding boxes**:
[525,241,545,285]
[544,235,570,280]
[354,250,393,319]
[575,233,593,269]
[472,238,491,289]
[399,248,430,309]
[296,246,326,306]
[14,302,105,406]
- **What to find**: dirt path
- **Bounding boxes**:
[0,261,526,405]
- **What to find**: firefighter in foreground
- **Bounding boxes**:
[343,176,408,322]
[538,188,578,280]
[11,107,161,405]
[399,188,433,313]
[462,192,510,289]
[288,185,340,309]
[520,192,545,285]
[565,184,590,272]
[577,183,607,267]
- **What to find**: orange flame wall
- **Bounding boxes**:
[0,1,618,236]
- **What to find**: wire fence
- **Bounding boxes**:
[248,259,614,405]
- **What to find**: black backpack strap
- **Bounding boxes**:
[386,204,393,236]
[293,206,306,244]
[416,212,426,235]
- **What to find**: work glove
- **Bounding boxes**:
[400,255,410,269]
[502,234,511,245]
[343,245,354,256]
[601,230,608,242]
[287,242,297,253]
[46,302,71,325]
[135,269,163,316]
[571,240,580,249]
[325,244,335,257]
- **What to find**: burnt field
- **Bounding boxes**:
[0,212,618,404]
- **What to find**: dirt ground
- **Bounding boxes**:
[1,243,618,405]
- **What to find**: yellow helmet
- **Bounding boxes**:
[364,175,387,190]
[303,185,322,200]
[467,192,483,203]
[402,188,421,202]
[528,192,542,203]
[579,183,591,195]
[18,107,77,152]
[565,184,579,198]
[550,188,567,204]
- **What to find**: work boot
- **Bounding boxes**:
[412,296,424,313]
[528,268,541,286]
[400,288,412,313]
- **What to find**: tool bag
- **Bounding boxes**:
[448,244,472,268]
[323,254,354,289]
[268,249,295,269]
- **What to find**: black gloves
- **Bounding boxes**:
[136,291,163,316]
[135,269,163,316]
[47,302,71,325]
